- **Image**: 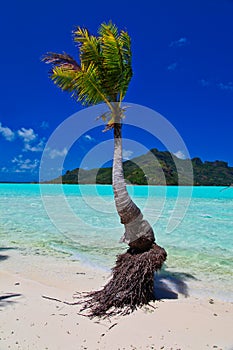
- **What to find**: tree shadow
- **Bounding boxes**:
[0,293,22,308]
[0,255,8,261]
[154,267,197,300]
[0,247,15,262]
[0,248,21,308]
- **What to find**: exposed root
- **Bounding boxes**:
[76,243,167,318]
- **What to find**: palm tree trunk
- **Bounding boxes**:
[112,122,155,251]
[77,116,167,317]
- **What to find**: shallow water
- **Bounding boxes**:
[0,184,232,301]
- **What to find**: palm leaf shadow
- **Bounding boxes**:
[154,267,197,300]
[0,255,9,261]
[0,247,15,262]
[0,293,22,307]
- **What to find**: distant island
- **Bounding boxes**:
[48,148,233,186]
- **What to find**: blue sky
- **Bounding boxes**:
[0,0,233,182]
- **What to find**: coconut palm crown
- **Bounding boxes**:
[43,22,132,123]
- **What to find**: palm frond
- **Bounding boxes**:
[99,22,132,101]
[98,21,119,39]
[50,66,78,94]
[118,30,133,98]
[96,110,112,122]
[74,28,101,68]
[72,63,110,106]
[42,52,81,71]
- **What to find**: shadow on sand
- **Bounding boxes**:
[0,293,22,308]
[0,247,22,308]
[154,267,197,300]
[0,247,16,262]
[0,254,9,261]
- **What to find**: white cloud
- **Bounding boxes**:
[0,122,45,156]
[49,147,68,159]
[17,127,45,152]
[12,155,39,172]
[18,128,37,143]
[1,167,9,173]
[173,150,186,160]
[24,139,45,152]
[218,82,233,91]
[84,134,95,142]
[167,62,178,71]
[0,122,15,141]
[170,37,188,47]
[123,149,134,160]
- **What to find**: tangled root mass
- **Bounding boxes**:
[77,243,167,318]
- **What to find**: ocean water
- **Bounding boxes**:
[0,184,232,301]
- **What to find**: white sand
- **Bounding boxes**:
[0,250,232,350]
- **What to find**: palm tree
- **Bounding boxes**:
[43,22,167,317]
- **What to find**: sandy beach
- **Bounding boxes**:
[0,249,232,350]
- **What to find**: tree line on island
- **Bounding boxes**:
[49,148,233,186]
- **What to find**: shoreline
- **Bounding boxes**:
[0,249,232,349]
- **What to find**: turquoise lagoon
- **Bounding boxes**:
[0,184,232,301]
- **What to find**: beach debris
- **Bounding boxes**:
[209,298,214,304]
[108,323,117,330]
[42,295,79,305]
[76,312,89,318]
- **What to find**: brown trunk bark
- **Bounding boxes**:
[112,121,155,251]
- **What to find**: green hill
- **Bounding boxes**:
[48,148,233,186]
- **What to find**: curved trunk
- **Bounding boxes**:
[112,122,155,251]
[77,115,167,318]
